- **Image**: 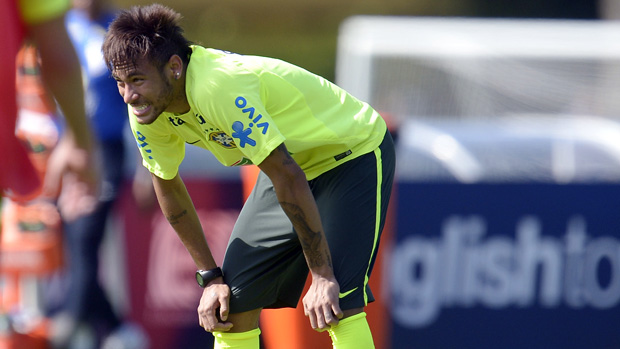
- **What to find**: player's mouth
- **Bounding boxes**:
[132,104,151,117]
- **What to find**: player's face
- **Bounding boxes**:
[113,59,175,125]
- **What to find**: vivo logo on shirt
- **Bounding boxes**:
[232,96,269,148]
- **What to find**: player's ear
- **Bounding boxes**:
[167,54,184,80]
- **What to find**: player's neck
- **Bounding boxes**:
[167,78,190,115]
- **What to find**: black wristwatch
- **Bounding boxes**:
[195,267,223,288]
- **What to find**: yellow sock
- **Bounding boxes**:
[327,312,374,349]
[213,328,261,349]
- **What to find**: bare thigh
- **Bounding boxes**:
[226,308,262,333]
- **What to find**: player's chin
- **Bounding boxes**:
[135,113,159,125]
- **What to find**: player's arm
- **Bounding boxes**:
[258,143,344,331]
[28,14,92,152]
[151,172,233,332]
[28,13,98,203]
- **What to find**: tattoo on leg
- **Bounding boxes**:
[280,202,332,269]
[166,209,188,225]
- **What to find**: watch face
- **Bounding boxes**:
[196,271,205,287]
[196,268,222,288]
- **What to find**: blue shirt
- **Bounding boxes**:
[65,8,127,141]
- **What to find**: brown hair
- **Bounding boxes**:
[102,4,192,73]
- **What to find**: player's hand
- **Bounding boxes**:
[56,172,98,222]
[197,280,234,332]
[303,275,343,332]
[44,133,98,220]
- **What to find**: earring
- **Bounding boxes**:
[175,72,180,79]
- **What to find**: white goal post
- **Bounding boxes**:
[335,16,620,183]
[336,16,620,126]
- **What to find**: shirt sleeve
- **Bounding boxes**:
[129,108,186,180]
[19,0,70,25]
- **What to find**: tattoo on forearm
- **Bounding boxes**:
[280,202,332,269]
[276,145,296,166]
[166,209,188,225]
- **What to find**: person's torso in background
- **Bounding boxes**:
[65,9,127,142]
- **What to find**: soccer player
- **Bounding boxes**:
[102,4,395,349]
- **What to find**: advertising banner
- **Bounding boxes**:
[391,182,620,349]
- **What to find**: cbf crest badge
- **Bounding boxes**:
[209,131,237,148]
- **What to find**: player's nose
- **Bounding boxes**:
[123,85,138,104]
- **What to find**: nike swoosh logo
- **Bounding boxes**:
[339,287,358,298]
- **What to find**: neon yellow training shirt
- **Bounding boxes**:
[130,46,387,180]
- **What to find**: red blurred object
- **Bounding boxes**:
[0,42,63,349]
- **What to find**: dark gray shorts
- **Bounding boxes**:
[222,131,395,313]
